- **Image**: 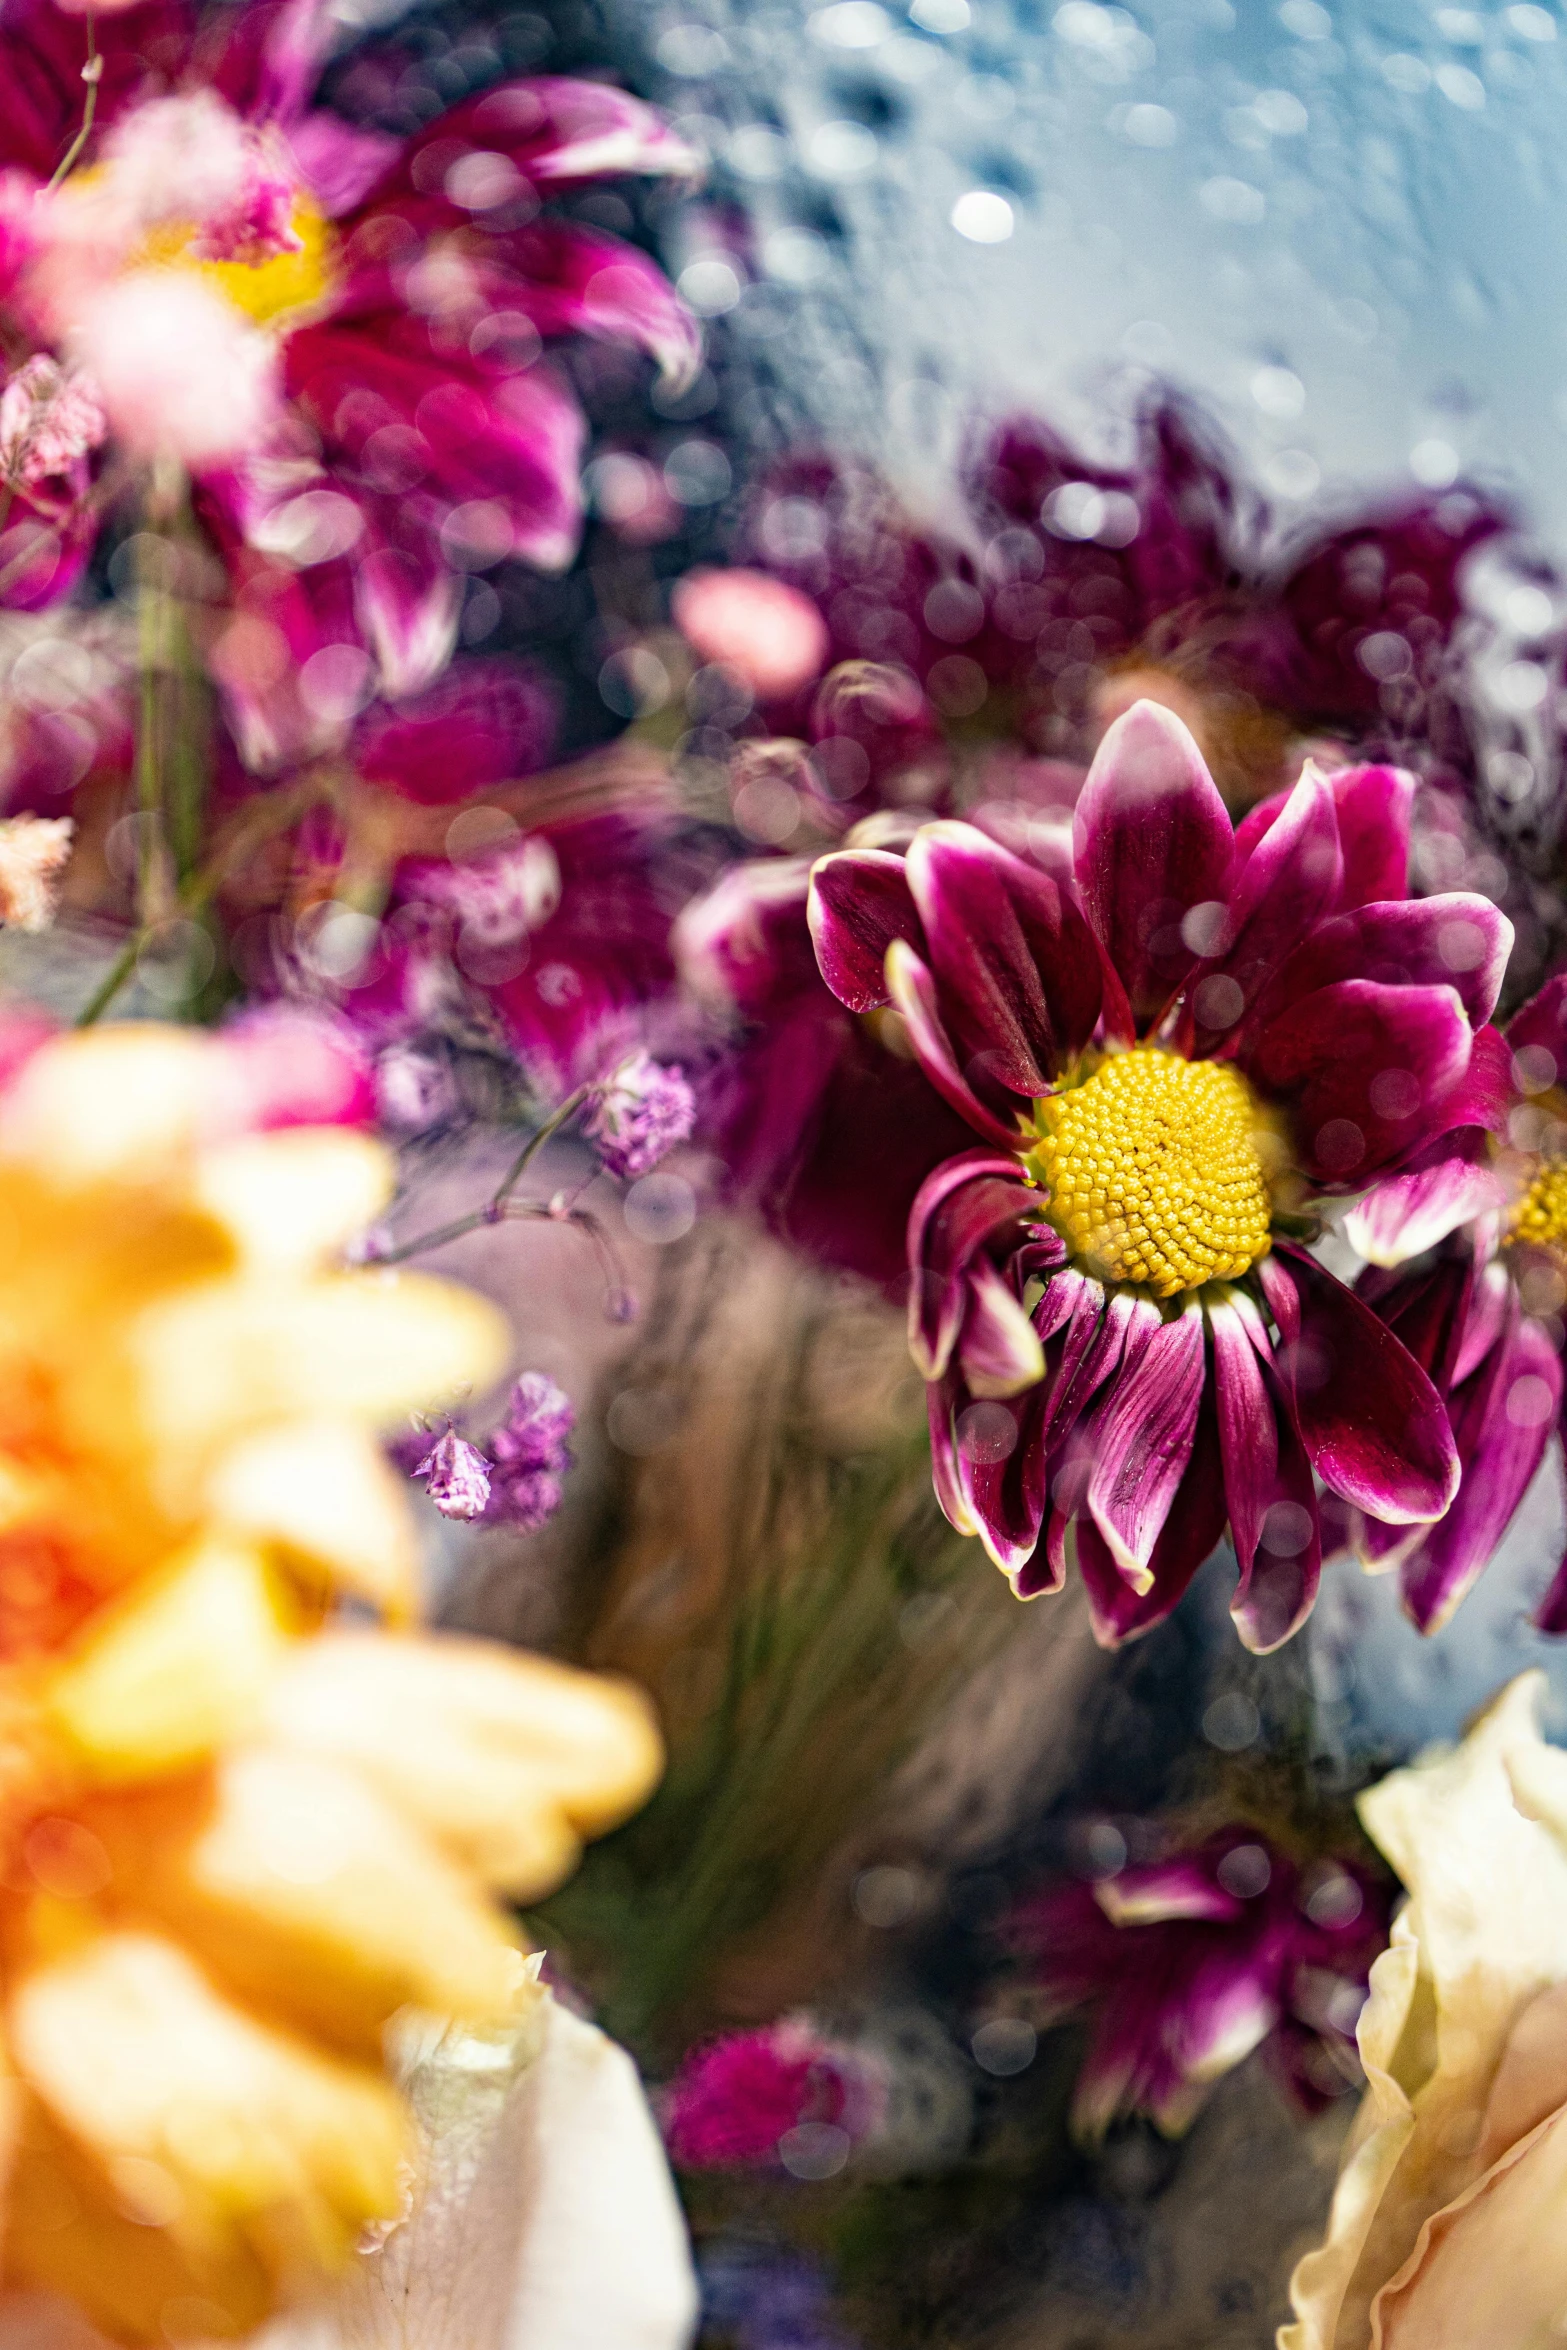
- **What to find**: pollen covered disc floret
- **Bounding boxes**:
[1509,1160,1567,1256]
[1030,1047,1275,1299]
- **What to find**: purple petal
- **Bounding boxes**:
[1210,1296,1277,1580]
[1076,1371,1228,1646]
[1084,1303,1206,1588]
[1096,1861,1241,1927]
[960,1387,1051,1577]
[1266,1246,1460,1524]
[1210,1303,1321,1654]
[404,78,706,194]
[1343,1145,1509,1268]
[885,941,1026,1149]
[1425,1022,1514,1147]
[1188,768,1342,1049]
[1453,1258,1514,1387]
[1071,700,1234,1037]
[906,1152,1043,1380]
[1360,1250,1474,1390]
[1402,1307,1561,1633]
[354,547,464,700]
[1247,896,1513,1040]
[1326,764,1416,909]
[905,820,1103,1093]
[1234,764,1414,912]
[1042,1282,1141,1456]
[808,849,925,1013]
[960,1260,1048,1398]
[927,1373,978,1538]
[1506,973,1567,1076]
[287,112,403,216]
[1246,978,1472,1185]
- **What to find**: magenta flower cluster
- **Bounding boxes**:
[1010,1831,1387,2137]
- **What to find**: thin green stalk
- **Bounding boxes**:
[134,518,171,930]
[370,1084,595,1266]
[76,783,323,1026]
[47,11,99,192]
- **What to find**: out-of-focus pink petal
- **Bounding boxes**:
[1247,977,1472,1185]
[1096,1860,1241,1927]
[1070,700,1234,1037]
[1506,972,1567,1074]
[673,568,828,702]
[884,939,1025,1149]
[1265,1244,1459,1525]
[353,546,463,702]
[286,112,402,216]
[385,79,705,204]
[352,658,557,804]
[906,820,1102,1095]
[221,1002,375,1129]
[808,849,924,1013]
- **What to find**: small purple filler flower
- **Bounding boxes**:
[583,1052,696,1181]
[484,1372,576,1532]
[412,1428,492,1522]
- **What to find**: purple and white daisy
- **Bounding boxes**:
[806,700,1509,1648]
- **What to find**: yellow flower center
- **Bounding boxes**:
[1510,1161,1567,1256]
[137,194,335,331]
[1029,1048,1275,1299]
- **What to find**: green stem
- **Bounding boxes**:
[75,784,323,1027]
[369,1083,595,1267]
[47,11,99,192]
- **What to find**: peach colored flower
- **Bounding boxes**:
[0,1023,665,2342]
[1283,1672,1567,2349]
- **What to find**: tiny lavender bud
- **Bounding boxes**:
[583,1053,696,1181]
[412,1428,492,1521]
[484,1372,575,1532]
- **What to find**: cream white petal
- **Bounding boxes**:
[189,1129,393,1272]
[208,1420,420,1617]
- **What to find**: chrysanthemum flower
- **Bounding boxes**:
[1012,1831,1384,2138]
[0,1017,663,2340]
[0,0,699,728]
[1340,973,1567,1632]
[807,701,1508,1648]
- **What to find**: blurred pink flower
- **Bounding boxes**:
[672,567,830,703]
[70,271,280,466]
[0,0,701,748]
[1012,1831,1388,2137]
[662,2018,884,2171]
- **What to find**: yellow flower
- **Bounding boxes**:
[0,1023,663,2343]
[1282,1673,1567,2350]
